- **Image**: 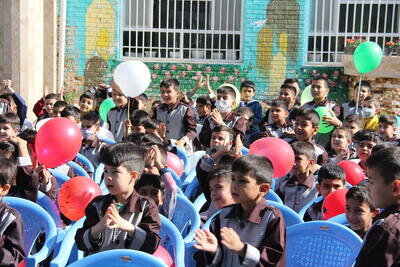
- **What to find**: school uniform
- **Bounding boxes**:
[79,137,107,171]
[201,198,286,266]
[362,114,379,131]
[0,201,25,266]
[8,167,39,202]
[303,199,324,221]
[275,171,319,213]
[107,105,130,142]
[259,121,295,140]
[239,100,263,145]
[75,191,160,255]
[342,100,363,119]
[354,204,400,266]
[285,137,329,165]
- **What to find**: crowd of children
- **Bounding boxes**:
[0,74,399,266]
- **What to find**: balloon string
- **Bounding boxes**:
[355,75,362,114]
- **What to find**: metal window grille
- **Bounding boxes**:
[308,0,400,65]
[121,0,243,63]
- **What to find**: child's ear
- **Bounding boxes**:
[0,184,11,196]
[312,126,319,135]
[372,208,380,217]
[308,158,316,167]
[259,183,270,195]
[129,171,139,182]
[392,180,400,196]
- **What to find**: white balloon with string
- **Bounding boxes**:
[113,61,151,98]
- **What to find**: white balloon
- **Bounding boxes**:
[113,61,151,98]
[35,118,52,131]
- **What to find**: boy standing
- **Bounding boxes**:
[351,130,382,170]
[354,147,400,266]
[378,114,400,145]
[194,155,286,266]
[239,80,262,143]
[361,96,380,131]
[342,81,372,119]
[259,100,294,139]
[75,143,160,254]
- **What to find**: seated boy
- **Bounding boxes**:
[79,93,96,115]
[378,114,400,145]
[345,183,379,239]
[239,80,262,144]
[37,93,58,121]
[342,81,372,119]
[199,85,247,151]
[75,143,161,254]
[126,110,151,136]
[135,93,148,111]
[304,164,346,221]
[344,114,362,138]
[351,130,382,170]
[361,96,380,131]
[195,96,212,125]
[0,158,25,265]
[354,147,400,266]
[61,105,81,125]
[236,107,255,146]
[194,154,286,266]
[259,100,294,139]
[275,141,319,212]
[52,101,68,118]
[328,127,354,163]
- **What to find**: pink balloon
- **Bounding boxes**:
[166,152,184,177]
[153,245,174,267]
[35,118,82,168]
[323,188,348,220]
[337,160,366,185]
[249,137,295,177]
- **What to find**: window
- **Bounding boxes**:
[307,0,400,64]
[122,0,243,62]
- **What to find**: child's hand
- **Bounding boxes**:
[234,135,243,158]
[334,147,350,163]
[151,145,165,170]
[157,123,167,141]
[193,229,218,253]
[220,227,245,256]
[175,137,186,149]
[195,75,205,90]
[205,75,213,93]
[1,80,11,89]
[105,203,135,233]
[211,109,224,126]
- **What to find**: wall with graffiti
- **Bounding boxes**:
[63,0,349,103]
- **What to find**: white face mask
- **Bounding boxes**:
[362,107,375,118]
[81,128,95,140]
[215,100,232,113]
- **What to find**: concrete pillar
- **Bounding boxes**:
[0,0,45,120]
[43,0,57,94]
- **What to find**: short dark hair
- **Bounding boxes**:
[379,114,397,127]
[152,100,162,107]
[0,141,17,158]
[366,147,400,184]
[196,96,212,106]
[135,173,165,193]
[280,84,297,95]
[81,111,100,124]
[371,142,396,154]
[0,158,17,186]
[232,154,273,184]
[143,119,161,130]
[354,80,371,92]
[44,93,58,100]
[123,133,146,145]
[95,90,108,100]
[61,105,81,121]
[332,127,351,140]
[236,107,254,119]
[207,168,232,185]
[211,125,234,141]
[136,93,148,102]
[346,183,375,211]
[317,164,346,185]
[353,130,382,144]
[291,141,316,160]
[296,109,320,128]
[312,77,329,88]
[270,99,288,112]
[54,100,68,109]
[79,93,96,104]
[0,113,20,130]
[130,110,150,127]
[344,114,362,126]
[217,86,236,99]
[284,78,299,86]
[100,143,146,174]
[160,78,180,91]
[240,80,255,91]
[363,96,380,109]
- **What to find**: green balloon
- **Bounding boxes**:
[301,85,313,106]
[315,106,335,134]
[99,98,116,122]
[353,41,383,74]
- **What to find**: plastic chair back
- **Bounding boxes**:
[75,153,95,175]
[3,196,57,266]
[94,163,105,185]
[188,151,206,171]
[328,213,348,225]
[67,161,90,177]
[36,191,62,228]
[286,221,362,267]
[160,215,185,267]
[68,249,166,267]
[48,168,70,187]
[172,194,201,243]
[268,201,303,227]
[203,210,221,231]
[193,193,207,212]
[265,190,283,204]
[98,137,116,145]
[184,177,199,200]
[298,196,324,219]
[181,168,196,187]
[174,146,190,178]
[167,168,182,188]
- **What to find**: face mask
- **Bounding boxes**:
[81,128,95,140]
[362,107,375,118]
[215,100,232,113]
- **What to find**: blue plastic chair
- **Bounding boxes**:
[193,193,207,212]
[94,163,104,185]
[286,221,362,267]
[181,168,197,187]
[241,147,249,155]
[67,160,90,177]
[68,249,166,267]
[172,194,201,243]
[75,153,95,175]
[48,168,70,187]
[265,190,283,204]
[98,137,116,145]
[50,218,85,267]
[167,168,182,188]
[328,213,348,225]
[297,196,324,219]
[184,177,199,200]
[203,210,221,231]
[174,146,190,178]
[3,196,57,266]
[268,201,303,227]
[159,215,185,267]
[36,191,62,228]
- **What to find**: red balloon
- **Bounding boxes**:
[35,118,82,168]
[322,188,348,220]
[337,160,366,185]
[249,137,295,177]
[166,152,184,177]
[58,176,102,221]
[153,245,174,267]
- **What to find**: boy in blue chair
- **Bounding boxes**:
[0,158,25,265]
[75,143,161,255]
[194,155,286,266]
[354,147,400,266]
[304,164,346,221]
